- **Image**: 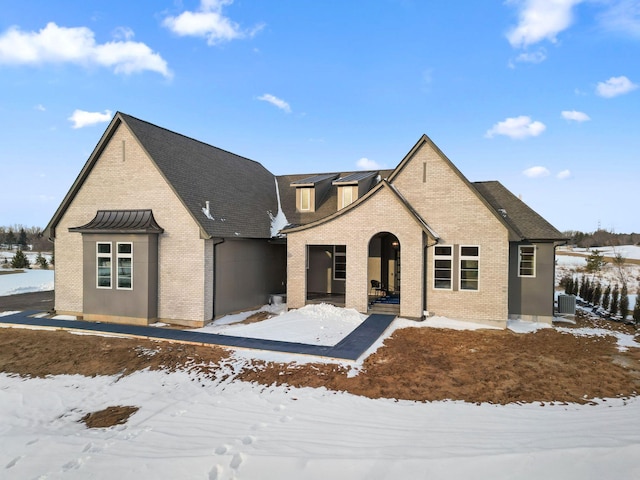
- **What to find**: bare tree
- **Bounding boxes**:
[611,246,629,288]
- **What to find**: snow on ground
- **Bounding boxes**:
[0,250,53,265]
[0,269,54,296]
[555,326,640,352]
[559,245,640,261]
[2,266,640,478]
[556,245,640,311]
[196,303,366,346]
[1,368,640,479]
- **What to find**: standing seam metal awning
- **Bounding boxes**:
[69,210,164,234]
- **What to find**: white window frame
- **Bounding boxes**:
[518,245,536,278]
[459,245,479,291]
[333,245,346,281]
[433,245,453,290]
[116,242,133,290]
[96,242,112,289]
[300,188,311,211]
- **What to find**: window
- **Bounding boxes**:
[300,188,311,211]
[460,246,479,291]
[334,245,346,280]
[518,245,536,277]
[117,242,133,290]
[339,186,355,209]
[433,245,452,289]
[96,242,112,288]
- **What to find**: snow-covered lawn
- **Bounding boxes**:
[0,269,54,296]
[2,254,640,479]
[2,308,640,479]
[0,250,52,265]
[557,245,639,310]
[2,368,639,480]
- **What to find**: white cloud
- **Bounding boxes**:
[523,166,550,178]
[163,0,263,46]
[507,0,583,48]
[557,169,571,179]
[34,104,45,111]
[68,109,113,129]
[356,157,383,170]
[598,0,640,38]
[257,94,291,113]
[112,26,135,41]
[0,22,171,77]
[596,75,638,98]
[561,110,590,121]
[485,116,546,139]
[515,48,547,63]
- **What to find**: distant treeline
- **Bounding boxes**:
[0,225,51,251]
[563,229,640,248]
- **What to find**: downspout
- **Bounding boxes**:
[552,239,568,318]
[211,238,225,319]
[422,236,427,321]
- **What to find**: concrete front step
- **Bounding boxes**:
[368,303,400,315]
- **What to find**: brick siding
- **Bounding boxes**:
[54,123,211,323]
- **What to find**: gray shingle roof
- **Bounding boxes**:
[473,181,566,241]
[277,170,393,227]
[120,113,278,239]
[69,209,164,234]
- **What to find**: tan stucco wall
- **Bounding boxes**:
[391,141,510,326]
[287,185,426,319]
[54,122,211,324]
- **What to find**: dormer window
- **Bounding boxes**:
[300,188,311,211]
[339,185,356,209]
[291,173,338,213]
[333,171,378,211]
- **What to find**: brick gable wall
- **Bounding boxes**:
[390,140,509,326]
[54,123,211,324]
[287,185,426,319]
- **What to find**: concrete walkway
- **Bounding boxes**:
[0,311,396,361]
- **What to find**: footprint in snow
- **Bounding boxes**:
[230,453,244,470]
[83,442,103,454]
[214,445,229,455]
[208,464,222,480]
[242,435,256,445]
[280,415,293,423]
[61,457,84,471]
[6,456,23,469]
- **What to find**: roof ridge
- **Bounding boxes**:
[117,111,268,170]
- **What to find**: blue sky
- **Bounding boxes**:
[1,0,638,234]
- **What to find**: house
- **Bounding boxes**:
[46,112,566,328]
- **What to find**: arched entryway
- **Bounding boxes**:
[368,232,400,314]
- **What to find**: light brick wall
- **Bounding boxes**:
[54,122,210,323]
[287,185,426,319]
[391,140,510,325]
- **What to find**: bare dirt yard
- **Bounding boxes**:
[1,308,639,411]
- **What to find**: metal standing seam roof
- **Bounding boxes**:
[332,171,378,185]
[69,209,164,234]
[290,173,339,186]
[277,170,394,227]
